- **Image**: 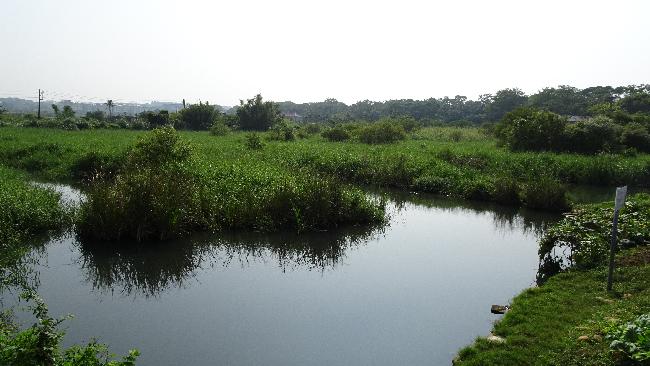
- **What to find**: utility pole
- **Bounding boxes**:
[37,89,44,119]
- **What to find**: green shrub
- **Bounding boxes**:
[562,116,621,153]
[245,133,264,149]
[519,176,569,211]
[357,121,406,144]
[621,122,650,152]
[495,107,567,151]
[209,121,230,136]
[267,120,295,141]
[0,291,139,366]
[321,126,351,141]
[304,123,322,134]
[606,313,650,363]
[178,103,219,130]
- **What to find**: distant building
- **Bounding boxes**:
[282,111,304,122]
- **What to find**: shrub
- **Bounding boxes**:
[209,121,230,136]
[495,107,567,151]
[0,291,139,366]
[357,121,406,144]
[321,126,351,141]
[519,176,569,211]
[621,122,650,152]
[562,116,621,153]
[606,313,650,362]
[304,123,322,134]
[245,133,264,150]
[178,103,219,130]
[267,120,295,141]
[139,110,170,127]
[237,94,282,131]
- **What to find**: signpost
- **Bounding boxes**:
[607,186,627,291]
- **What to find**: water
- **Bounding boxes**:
[3,187,558,366]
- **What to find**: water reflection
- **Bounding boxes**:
[74,189,558,298]
[77,225,384,297]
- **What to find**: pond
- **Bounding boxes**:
[4,186,559,366]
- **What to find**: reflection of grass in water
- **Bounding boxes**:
[76,224,385,297]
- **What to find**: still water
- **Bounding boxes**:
[5,188,558,366]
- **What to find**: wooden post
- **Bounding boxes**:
[607,186,627,291]
[37,89,44,119]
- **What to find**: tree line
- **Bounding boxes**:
[277,85,650,123]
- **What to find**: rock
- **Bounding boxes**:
[623,293,632,299]
[491,305,510,314]
[578,335,590,341]
[592,334,603,342]
[486,334,506,344]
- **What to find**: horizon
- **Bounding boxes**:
[2,0,649,105]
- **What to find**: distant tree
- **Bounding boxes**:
[85,110,105,121]
[483,88,528,121]
[618,92,650,114]
[106,100,114,119]
[528,86,588,115]
[51,104,60,117]
[494,107,566,151]
[179,103,219,130]
[0,106,5,115]
[237,94,282,131]
[61,105,75,118]
[140,110,170,127]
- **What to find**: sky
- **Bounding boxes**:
[1,0,649,106]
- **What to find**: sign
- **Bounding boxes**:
[614,186,628,211]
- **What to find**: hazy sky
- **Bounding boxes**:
[1,0,649,105]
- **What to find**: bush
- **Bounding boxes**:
[178,103,219,130]
[237,94,282,131]
[519,176,569,211]
[0,291,139,366]
[607,313,650,363]
[562,116,621,153]
[139,110,170,127]
[245,133,264,150]
[357,120,406,144]
[495,107,567,151]
[77,127,202,241]
[621,122,650,152]
[321,126,351,141]
[209,121,230,136]
[267,120,295,141]
[303,123,322,134]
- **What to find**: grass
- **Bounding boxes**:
[456,195,650,365]
[1,126,650,213]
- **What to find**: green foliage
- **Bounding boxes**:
[139,110,170,127]
[622,123,650,152]
[267,120,295,141]
[357,120,406,144]
[539,194,650,278]
[483,88,528,121]
[61,106,75,119]
[209,121,230,136]
[563,116,622,154]
[85,110,105,121]
[237,94,282,131]
[607,313,650,362]
[178,103,219,130]
[0,291,139,366]
[245,132,264,149]
[321,126,351,141]
[619,92,650,114]
[495,107,567,151]
[518,176,569,211]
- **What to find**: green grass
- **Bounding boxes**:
[1,126,649,213]
[456,258,650,366]
[456,195,650,365]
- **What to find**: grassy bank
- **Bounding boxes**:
[456,195,650,365]
[1,127,649,212]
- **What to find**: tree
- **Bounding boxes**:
[484,88,528,121]
[106,100,114,119]
[528,86,588,115]
[237,94,282,131]
[494,107,566,151]
[140,110,170,127]
[618,92,650,114]
[61,105,75,118]
[179,103,219,130]
[51,104,60,117]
